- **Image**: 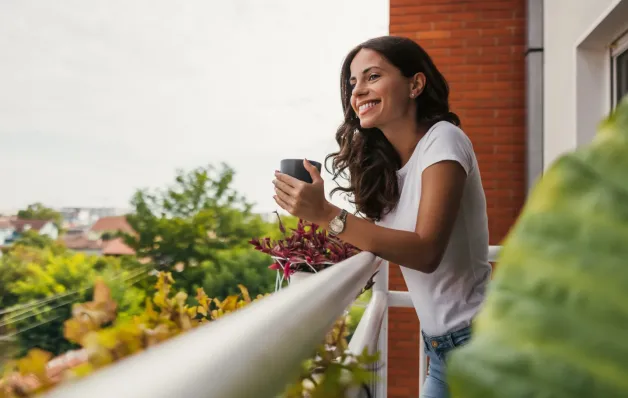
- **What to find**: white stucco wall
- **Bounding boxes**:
[0,227,14,245]
[39,222,59,240]
[544,0,628,169]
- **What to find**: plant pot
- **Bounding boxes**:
[289,271,316,285]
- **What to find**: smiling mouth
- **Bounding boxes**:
[358,100,381,116]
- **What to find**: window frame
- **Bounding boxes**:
[611,31,628,108]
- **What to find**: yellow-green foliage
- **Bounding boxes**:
[448,97,628,397]
[1,272,378,398]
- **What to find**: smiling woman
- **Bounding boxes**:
[272,36,491,398]
[331,36,461,221]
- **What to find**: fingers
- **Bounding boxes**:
[274,185,295,208]
[274,171,302,189]
[273,167,314,216]
[273,178,297,196]
[274,194,292,213]
[303,159,323,183]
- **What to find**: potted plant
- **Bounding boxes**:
[249,212,375,291]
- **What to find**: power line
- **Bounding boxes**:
[0,315,62,342]
[0,266,152,330]
[0,270,154,341]
[0,265,151,318]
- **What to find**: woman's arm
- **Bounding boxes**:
[316,160,466,273]
[274,159,467,274]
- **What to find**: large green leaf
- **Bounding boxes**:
[448,96,628,397]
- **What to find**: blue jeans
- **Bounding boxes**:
[420,326,472,398]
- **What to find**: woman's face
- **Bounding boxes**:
[349,48,419,130]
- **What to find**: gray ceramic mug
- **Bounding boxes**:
[280,159,322,184]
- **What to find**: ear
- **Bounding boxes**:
[409,72,427,98]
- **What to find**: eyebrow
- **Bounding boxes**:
[349,66,381,81]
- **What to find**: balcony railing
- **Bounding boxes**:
[42,246,501,398]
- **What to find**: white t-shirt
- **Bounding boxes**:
[376,121,491,336]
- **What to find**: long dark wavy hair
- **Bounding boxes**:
[325,36,460,221]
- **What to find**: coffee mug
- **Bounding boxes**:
[280,159,322,184]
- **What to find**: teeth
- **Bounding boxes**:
[359,101,378,112]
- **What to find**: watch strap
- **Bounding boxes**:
[329,209,348,236]
[338,209,348,222]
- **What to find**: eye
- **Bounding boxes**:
[368,73,380,81]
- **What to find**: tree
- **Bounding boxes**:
[0,246,31,313]
[121,163,277,294]
[0,244,148,357]
[202,249,276,298]
[166,248,276,301]
[0,235,67,314]
[16,203,63,230]
[11,230,64,253]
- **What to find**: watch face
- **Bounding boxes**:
[330,218,343,233]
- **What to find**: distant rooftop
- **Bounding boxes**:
[90,216,134,234]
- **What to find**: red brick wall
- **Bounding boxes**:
[387,265,421,397]
[387,1,526,396]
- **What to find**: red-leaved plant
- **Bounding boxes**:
[249,212,376,292]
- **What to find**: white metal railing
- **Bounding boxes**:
[488,245,501,263]
[346,265,389,398]
[347,292,387,355]
[42,252,382,398]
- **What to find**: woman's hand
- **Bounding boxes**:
[273,159,336,224]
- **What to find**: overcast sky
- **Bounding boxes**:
[0,0,387,214]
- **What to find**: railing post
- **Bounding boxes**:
[375,261,388,397]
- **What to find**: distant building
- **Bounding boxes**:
[59,207,129,229]
[88,215,135,237]
[62,233,103,256]
[0,217,15,246]
[0,217,59,246]
[61,215,136,256]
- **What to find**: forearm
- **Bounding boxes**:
[318,205,441,273]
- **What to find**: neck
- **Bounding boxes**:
[380,117,426,168]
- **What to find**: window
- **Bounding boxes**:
[612,32,628,107]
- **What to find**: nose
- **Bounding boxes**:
[351,81,368,102]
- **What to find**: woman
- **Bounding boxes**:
[272,36,491,398]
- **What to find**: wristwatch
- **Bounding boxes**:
[328,209,348,236]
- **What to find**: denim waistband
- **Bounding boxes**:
[421,325,472,352]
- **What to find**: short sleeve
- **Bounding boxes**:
[419,123,474,176]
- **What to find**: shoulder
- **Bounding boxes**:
[418,121,475,175]
[421,121,473,149]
